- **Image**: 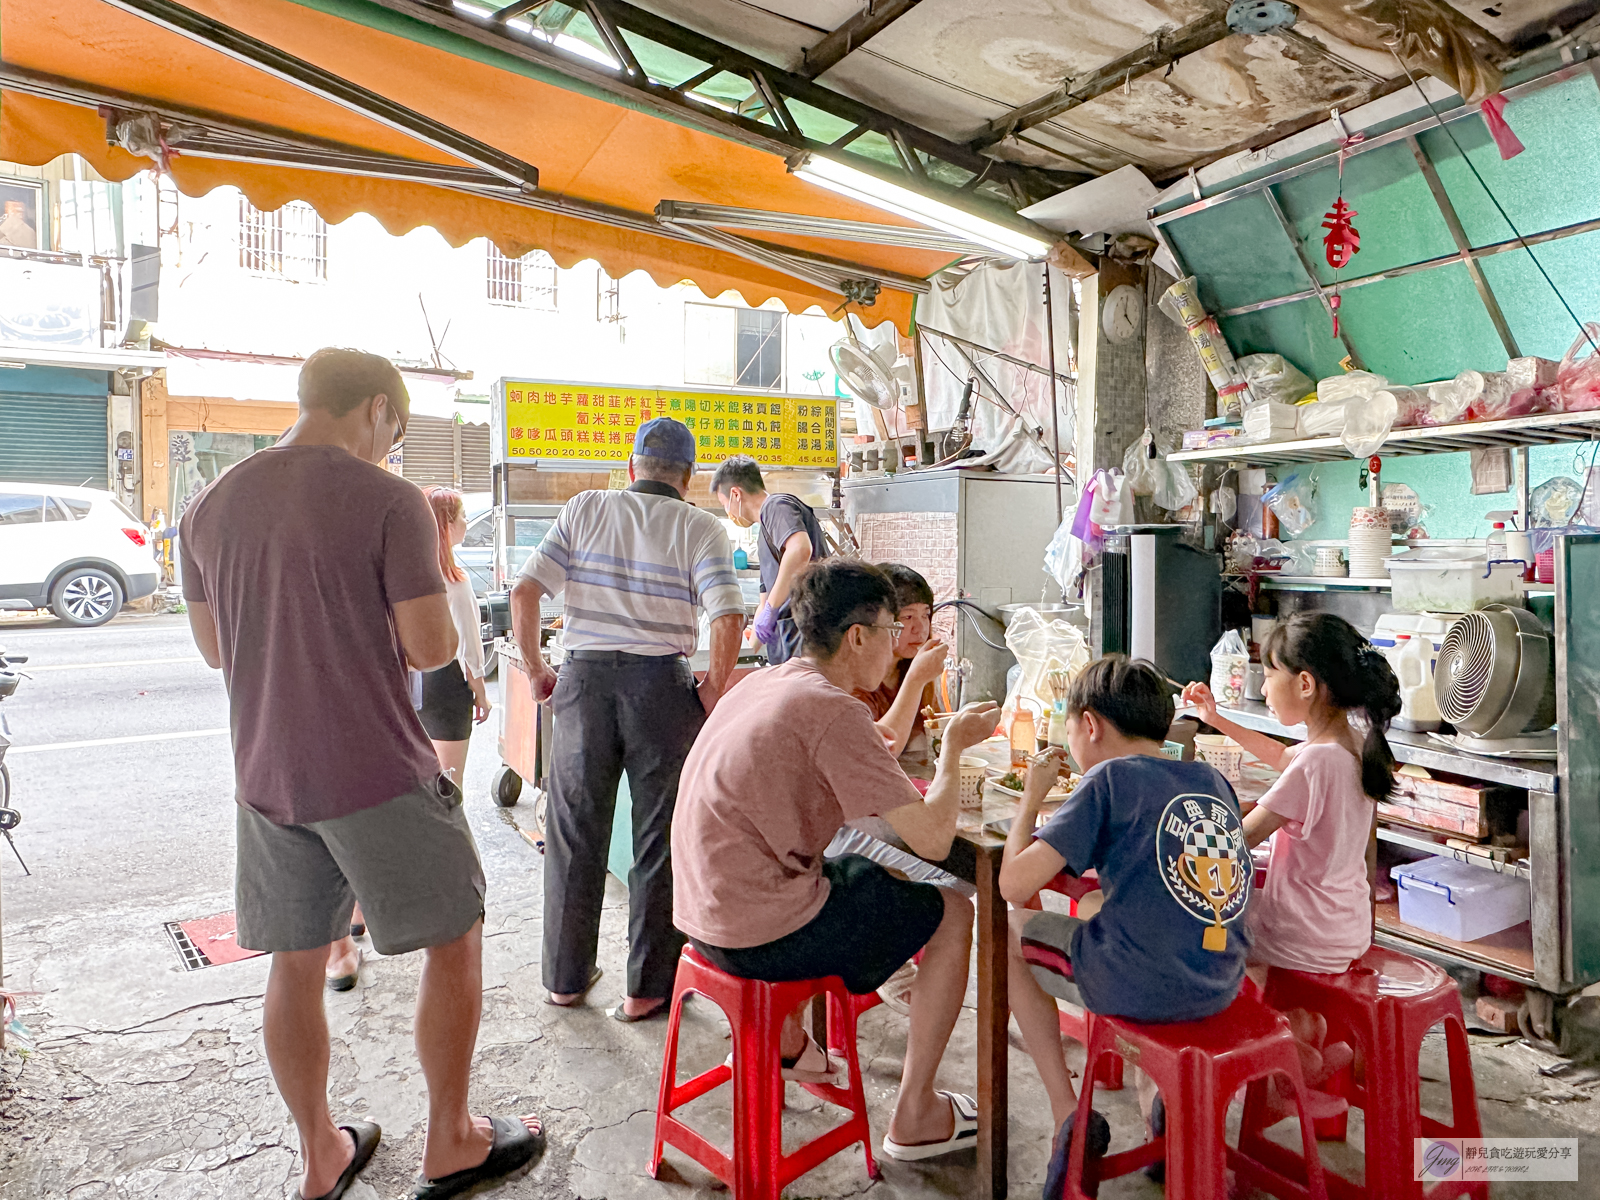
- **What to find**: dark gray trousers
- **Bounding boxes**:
[543,651,703,999]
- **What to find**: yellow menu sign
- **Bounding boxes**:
[500,379,838,469]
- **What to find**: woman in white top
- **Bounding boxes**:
[419,486,491,785]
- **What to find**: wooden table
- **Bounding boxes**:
[859,740,1023,1200]
[931,824,1010,1199]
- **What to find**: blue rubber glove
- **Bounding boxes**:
[752,604,780,645]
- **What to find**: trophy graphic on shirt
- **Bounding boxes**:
[1177,821,1244,952]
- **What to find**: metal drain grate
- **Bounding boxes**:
[165,921,213,971]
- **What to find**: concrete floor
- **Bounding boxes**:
[0,613,1597,1198]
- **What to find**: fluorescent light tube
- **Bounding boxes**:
[790,154,1053,261]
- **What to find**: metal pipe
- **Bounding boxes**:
[1042,262,1064,526]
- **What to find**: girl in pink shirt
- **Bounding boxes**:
[1187,612,1401,971]
[1183,613,1400,1079]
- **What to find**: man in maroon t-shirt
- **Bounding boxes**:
[180,349,543,1200]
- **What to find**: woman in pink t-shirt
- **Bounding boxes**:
[1183,613,1400,1080]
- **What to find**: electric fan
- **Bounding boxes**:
[1432,603,1557,756]
[829,320,915,411]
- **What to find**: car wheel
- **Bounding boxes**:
[482,640,499,680]
[50,569,123,627]
[492,765,523,807]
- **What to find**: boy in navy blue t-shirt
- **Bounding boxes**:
[999,655,1251,1189]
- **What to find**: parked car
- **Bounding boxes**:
[0,484,159,627]
[458,501,563,678]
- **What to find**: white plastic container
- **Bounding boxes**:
[1384,546,1522,613]
[1392,856,1530,942]
[1387,634,1442,732]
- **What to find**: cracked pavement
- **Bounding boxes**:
[1,615,1598,1197]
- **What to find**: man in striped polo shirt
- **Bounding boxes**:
[510,418,745,1021]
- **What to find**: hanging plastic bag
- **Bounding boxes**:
[1263,473,1316,537]
[1122,430,1160,496]
[1557,323,1600,412]
[1088,469,1132,527]
[1044,515,1085,596]
[1528,475,1585,527]
[1341,388,1398,458]
[1002,605,1089,729]
[1208,628,1249,709]
[1152,459,1198,512]
[1237,353,1314,408]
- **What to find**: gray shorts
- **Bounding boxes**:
[235,776,486,956]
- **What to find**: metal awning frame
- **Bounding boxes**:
[363,0,1084,210]
[0,63,934,301]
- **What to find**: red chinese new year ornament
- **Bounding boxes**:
[1322,196,1360,269]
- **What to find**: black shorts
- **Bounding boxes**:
[691,855,945,995]
[419,660,473,741]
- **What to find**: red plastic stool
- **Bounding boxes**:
[1241,946,1487,1200]
[650,947,878,1199]
[1061,992,1330,1200]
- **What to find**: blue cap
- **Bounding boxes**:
[633,416,697,464]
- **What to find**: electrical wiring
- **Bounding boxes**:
[933,598,1010,651]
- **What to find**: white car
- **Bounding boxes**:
[0,483,160,627]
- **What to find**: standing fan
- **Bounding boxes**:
[1432,603,1557,755]
[829,319,915,412]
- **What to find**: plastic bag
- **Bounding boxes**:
[1459,371,1514,420]
[1528,475,1585,527]
[1557,323,1600,412]
[1208,628,1249,708]
[1506,356,1559,392]
[1088,469,1134,527]
[1317,370,1389,405]
[1002,606,1089,730]
[1152,459,1198,512]
[1263,473,1316,537]
[1238,353,1314,408]
[1044,516,1084,596]
[1381,387,1433,428]
[1342,388,1398,458]
[1122,430,1160,496]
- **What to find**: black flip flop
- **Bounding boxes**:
[544,965,602,1007]
[608,998,667,1023]
[299,1120,381,1200]
[409,1115,545,1200]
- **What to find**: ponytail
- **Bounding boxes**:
[1260,613,1401,801]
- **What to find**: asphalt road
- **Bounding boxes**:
[0,609,519,958]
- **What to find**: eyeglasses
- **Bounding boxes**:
[857,620,905,639]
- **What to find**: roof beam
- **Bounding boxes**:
[367,0,1087,206]
[974,9,1232,149]
[800,0,925,79]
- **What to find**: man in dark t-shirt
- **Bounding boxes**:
[711,454,825,664]
[180,348,544,1200]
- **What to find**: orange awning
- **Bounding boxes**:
[0,0,965,331]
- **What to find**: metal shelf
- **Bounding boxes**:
[1257,574,1391,590]
[1210,702,1558,792]
[1170,409,1600,467]
[1375,825,1531,881]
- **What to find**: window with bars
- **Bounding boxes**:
[487,244,558,310]
[238,197,327,281]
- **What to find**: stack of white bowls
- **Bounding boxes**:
[1347,507,1393,579]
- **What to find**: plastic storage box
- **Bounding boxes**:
[1392,855,1530,942]
[1385,547,1522,613]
